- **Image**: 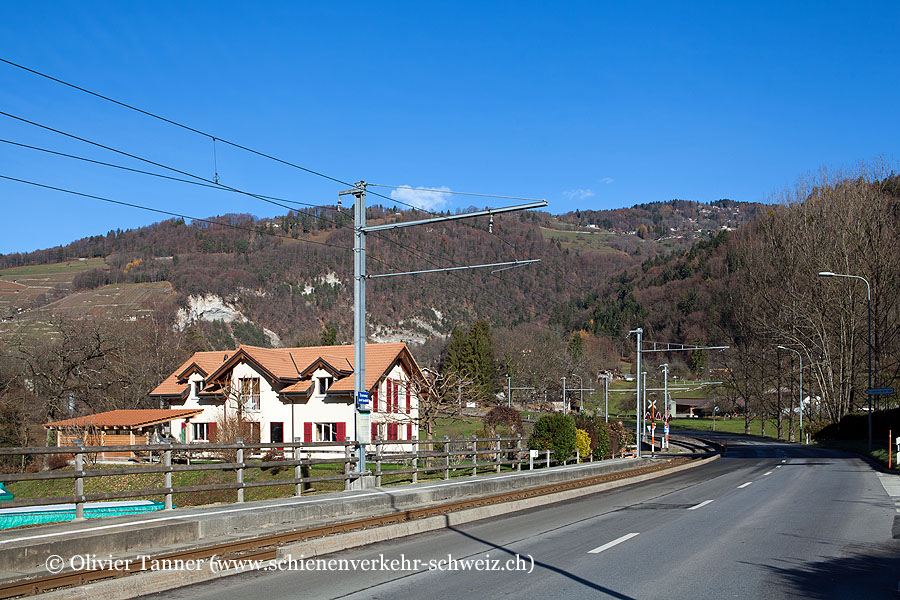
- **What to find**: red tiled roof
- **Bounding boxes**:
[149,351,231,397]
[149,343,420,398]
[44,409,204,429]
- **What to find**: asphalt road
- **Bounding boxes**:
[142,434,899,599]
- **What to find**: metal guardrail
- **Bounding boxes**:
[0,435,596,517]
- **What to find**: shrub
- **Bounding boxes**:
[608,420,634,456]
[575,415,611,460]
[483,406,525,437]
[575,429,590,461]
[528,414,576,463]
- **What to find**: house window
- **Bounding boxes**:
[192,423,209,441]
[316,423,337,442]
[315,422,346,442]
[319,376,334,394]
[197,379,205,392]
[239,377,261,411]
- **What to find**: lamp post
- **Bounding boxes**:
[642,371,648,447]
[659,363,669,449]
[628,328,643,458]
[601,373,611,423]
[818,271,873,450]
[572,373,583,412]
[777,345,803,444]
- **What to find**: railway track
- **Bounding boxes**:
[1,454,704,598]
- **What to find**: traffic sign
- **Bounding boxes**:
[865,388,895,396]
[356,391,371,412]
[664,424,670,434]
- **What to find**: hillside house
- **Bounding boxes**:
[149,343,424,448]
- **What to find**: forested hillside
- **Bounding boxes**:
[0,200,762,347]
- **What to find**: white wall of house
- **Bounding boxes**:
[370,362,420,445]
[166,359,420,448]
[298,367,355,442]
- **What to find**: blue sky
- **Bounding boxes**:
[1,1,898,254]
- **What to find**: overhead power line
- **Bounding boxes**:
[0,57,351,187]
[0,137,339,215]
[0,58,544,249]
[0,174,346,252]
[0,58,572,306]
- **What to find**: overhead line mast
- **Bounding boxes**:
[339,181,546,475]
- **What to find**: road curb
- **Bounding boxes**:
[35,454,719,600]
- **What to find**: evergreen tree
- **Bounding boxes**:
[320,322,338,346]
[568,332,584,364]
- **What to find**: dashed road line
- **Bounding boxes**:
[763,471,773,476]
[589,532,641,554]
[737,481,753,489]
[687,500,714,510]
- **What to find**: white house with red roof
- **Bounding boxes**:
[149,343,423,448]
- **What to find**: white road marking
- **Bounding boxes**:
[781,459,787,463]
[737,481,753,489]
[589,532,641,554]
[763,471,773,476]
[775,465,782,469]
[687,500,714,510]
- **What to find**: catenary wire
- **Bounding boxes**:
[0,59,588,301]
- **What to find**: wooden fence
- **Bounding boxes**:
[0,435,581,518]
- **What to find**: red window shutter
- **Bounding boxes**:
[303,422,312,442]
[373,388,379,412]
[406,423,412,440]
[388,423,398,441]
[208,423,218,443]
[336,422,346,441]
[393,380,399,413]
[405,384,411,414]
[386,379,392,413]
[371,422,378,440]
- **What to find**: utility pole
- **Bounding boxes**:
[603,373,610,422]
[628,328,642,458]
[660,363,669,450]
[642,371,648,451]
[507,374,534,409]
[340,181,546,476]
[561,376,567,415]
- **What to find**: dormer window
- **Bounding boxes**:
[319,376,334,394]
[197,379,205,392]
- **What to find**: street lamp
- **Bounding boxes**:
[777,345,804,444]
[561,376,567,416]
[601,373,611,422]
[818,271,873,450]
[571,373,583,412]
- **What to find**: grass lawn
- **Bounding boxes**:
[429,416,483,440]
[667,417,786,437]
[0,258,106,276]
